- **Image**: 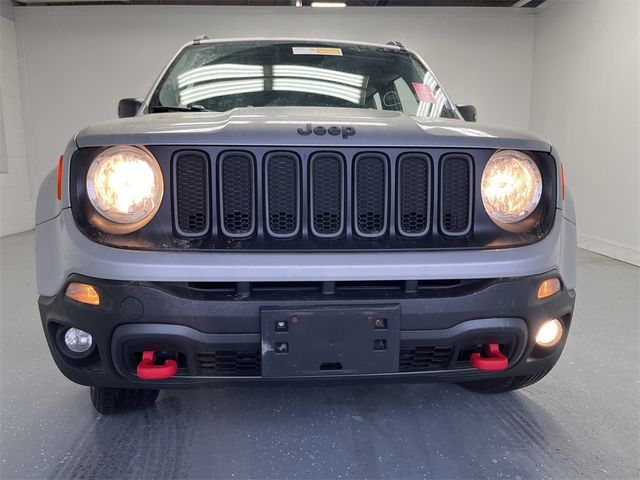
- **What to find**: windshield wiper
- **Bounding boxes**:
[149,105,210,113]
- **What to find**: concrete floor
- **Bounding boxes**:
[1,231,638,479]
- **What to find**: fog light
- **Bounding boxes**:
[64,328,93,353]
[65,282,100,305]
[537,278,561,299]
[535,319,563,347]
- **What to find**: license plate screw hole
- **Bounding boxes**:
[373,339,387,351]
[374,318,387,330]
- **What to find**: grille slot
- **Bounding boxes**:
[440,154,473,236]
[354,153,388,237]
[399,345,454,372]
[265,152,300,238]
[196,349,261,376]
[398,153,431,237]
[159,278,485,299]
[219,151,255,237]
[310,153,345,238]
[174,151,209,236]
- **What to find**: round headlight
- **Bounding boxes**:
[481,150,542,224]
[86,145,163,232]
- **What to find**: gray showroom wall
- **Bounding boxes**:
[529,0,639,265]
[0,6,33,237]
[13,5,537,213]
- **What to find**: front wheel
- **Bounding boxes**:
[458,369,551,393]
[90,386,159,414]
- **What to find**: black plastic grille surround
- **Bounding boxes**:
[174,151,209,236]
[440,154,473,236]
[398,153,431,236]
[265,153,300,237]
[71,146,557,251]
[219,151,255,237]
[399,345,454,372]
[310,153,344,237]
[354,153,388,237]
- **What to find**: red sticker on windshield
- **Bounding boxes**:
[412,82,435,103]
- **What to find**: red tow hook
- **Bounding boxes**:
[137,351,178,380]
[470,343,508,371]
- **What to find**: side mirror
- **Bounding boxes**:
[118,98,144,118]
[456,104,477,122]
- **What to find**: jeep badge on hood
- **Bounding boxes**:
[297,123,356,139]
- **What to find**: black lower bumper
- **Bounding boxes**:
[39,273,575,389]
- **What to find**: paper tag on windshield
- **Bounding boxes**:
[292,47,343,56]
[412,82,436,103]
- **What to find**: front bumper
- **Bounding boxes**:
[36,209,578,297]
[39,272,575,389]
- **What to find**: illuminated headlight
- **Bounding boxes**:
[87,145,163,233]
[481,150,542,225]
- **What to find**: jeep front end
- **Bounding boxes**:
[35,39,576,414]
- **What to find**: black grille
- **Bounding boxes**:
[398,153,431,236]
[219,151,255,237]
[440,155,472,236]
[310,153,344,237]
[196,349,261,376]
[399,345,454,372]
[167,278,482,299]
[266,153,300,237]
[354,153,388,237]
[174,151,209,236]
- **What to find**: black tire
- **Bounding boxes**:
[458,369,551,394]
[90,386,159,414]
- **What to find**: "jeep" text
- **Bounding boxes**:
[297,123,356,139]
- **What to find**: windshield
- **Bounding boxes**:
[149,41,458,118]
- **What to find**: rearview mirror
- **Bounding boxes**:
[118,98,143,118]
[456,104,477,122]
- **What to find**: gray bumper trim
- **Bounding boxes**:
[36,208,577,296]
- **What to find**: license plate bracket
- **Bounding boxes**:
[261,305,400,377]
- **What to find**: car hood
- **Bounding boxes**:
[75,107,551,152]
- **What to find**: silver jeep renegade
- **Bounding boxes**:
[35,38,577,414]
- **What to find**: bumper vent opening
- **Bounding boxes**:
[160,279,487,300]
[197,349,261,376]
[399,344,454,372]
